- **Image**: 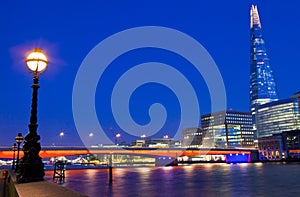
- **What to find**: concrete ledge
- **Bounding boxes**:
[15,181,88,197]
[2,169,88,197]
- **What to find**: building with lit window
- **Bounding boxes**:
[131,137,181,148]
[258,130,300,161]
[282,130,300,150]
[201,111,254,148]
[249,5,278,140]
[256,98,300,138]
[182,127,203,148]
[258,134,284,161]
[282,130,300,159]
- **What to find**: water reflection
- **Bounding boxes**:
[45,163,300,197]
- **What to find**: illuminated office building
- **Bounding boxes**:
[182,127,203,148]
[257,98,300,138]
[201,111,254,148]
[249,5,278,134]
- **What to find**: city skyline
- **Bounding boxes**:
[1,1,300,146]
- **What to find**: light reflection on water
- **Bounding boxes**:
[45,163,300,197]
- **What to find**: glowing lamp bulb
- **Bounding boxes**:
[26,48,48,73]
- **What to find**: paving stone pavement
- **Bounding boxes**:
[0,179,8,197]
[0,169,88,197]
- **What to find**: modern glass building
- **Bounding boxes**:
[249,5,278,130]
[201,111,254,148]
[256,98,300,138]
[182,127,203,148]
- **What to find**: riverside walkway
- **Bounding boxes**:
[0,169,88,197]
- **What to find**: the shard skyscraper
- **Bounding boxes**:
[249,5,278,134]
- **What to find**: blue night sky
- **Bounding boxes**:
[0,0,299,146]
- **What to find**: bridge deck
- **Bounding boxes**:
[0,147,254,159]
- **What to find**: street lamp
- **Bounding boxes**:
[15,133,23,171]
[12,143,17,170]
[16,48,48,183]
[141,134,146,139]
[59,131,64,138]
[59,131,64,146]
[115,133,121,145]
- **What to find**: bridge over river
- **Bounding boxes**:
[0,147,258,163]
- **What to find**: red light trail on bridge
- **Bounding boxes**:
[0,148,253,159]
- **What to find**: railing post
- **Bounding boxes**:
[109,154,113,185]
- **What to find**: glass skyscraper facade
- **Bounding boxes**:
[201,111,254,148]
[249,5,278,125]
[257,98,300,138]
[250,6,300,140]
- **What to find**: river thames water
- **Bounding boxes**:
[45,163,300,197]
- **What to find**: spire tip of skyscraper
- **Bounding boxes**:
[250,4,261,28]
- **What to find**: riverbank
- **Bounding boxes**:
[0,169,88,197]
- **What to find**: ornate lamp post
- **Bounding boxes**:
[16,48,48,183]
[11,143,17,170]
[15,133,23,171]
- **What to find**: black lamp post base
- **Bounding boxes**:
[16,161,44,183]
[16,137,45,183]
